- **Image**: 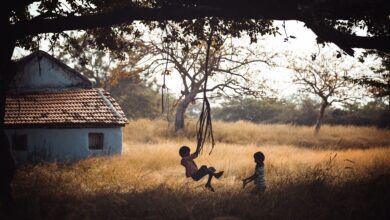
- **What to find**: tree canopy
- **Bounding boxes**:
[2,0,388,139]
[137,36,274,130]
[5,0,389,56]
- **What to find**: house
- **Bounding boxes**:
[5,51,127,162]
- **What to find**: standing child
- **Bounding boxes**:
[242,151,266,193]
[179,145,224,192]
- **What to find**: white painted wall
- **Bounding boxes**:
[5,127,122,163]
[10,55,90,92]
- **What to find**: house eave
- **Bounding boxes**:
[4,123,127,129]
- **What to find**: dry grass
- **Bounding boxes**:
[3,120,390,219]
[124,119,390,148]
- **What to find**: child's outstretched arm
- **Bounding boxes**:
[242,173,258,189]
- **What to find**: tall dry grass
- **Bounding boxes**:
[124,119,390,148]
[3,120,390,219]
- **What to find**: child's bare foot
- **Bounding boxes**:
[214,171,224,179]
[205,183,215,192]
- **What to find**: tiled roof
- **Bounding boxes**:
[5,88,127,127]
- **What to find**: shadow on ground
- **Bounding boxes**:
[1,174,390,220]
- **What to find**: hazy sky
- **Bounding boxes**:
[13,20,374,102]
[158,21,371,100]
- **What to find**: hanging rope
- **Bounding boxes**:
[161,38,171,128]
[161,39,169,114]
[165,86,170,128]
[196,25,216,155]
[161,55,168,114]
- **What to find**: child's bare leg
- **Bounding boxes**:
[213,171,224,178]
[192,166,223,192]
[205,168,223,192]
[205,174,215,192]
[207,167,224,179]
[206,174,213,185]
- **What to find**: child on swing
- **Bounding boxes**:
[242,151,266,193]
[179,145,224,192]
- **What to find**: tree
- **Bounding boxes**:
[2,0,389,143]
[213,97,387,126]
[55,36,113,88]
[357,51,390,109]
[355,51,390,128]
[326,100,387,126]
[55,34,146,88]
[214,97,297,123]
[54,34,163,119]
[141,36,274,130]
[7,1,390,52]
[290,52,359,133]
[108,77,162,119]
[0,0,389,199]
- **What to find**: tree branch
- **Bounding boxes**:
[304,19,390,55]
[11,3,390,53]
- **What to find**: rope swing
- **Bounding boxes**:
[161,47,169,114]
[161,39,171,126]
[196,25,216,155]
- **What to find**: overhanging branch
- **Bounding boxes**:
[304,19,390,55]
[10,4,390,53]
[12,5,296,39]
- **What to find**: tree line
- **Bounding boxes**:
[54,35,390,132]
[212,98,390,128]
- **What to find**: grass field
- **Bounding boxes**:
[2,120,390,219]
[124,119,390,148]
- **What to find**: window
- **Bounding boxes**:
[12,134,27,151]
[88,133,104,150]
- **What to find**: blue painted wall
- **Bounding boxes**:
[5,127,123,163]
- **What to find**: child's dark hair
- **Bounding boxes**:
[254,151,265,162]
[179,146,190,157]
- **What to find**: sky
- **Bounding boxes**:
[12,20,375,104]
[156,20,372,101]
[139,21,317,99]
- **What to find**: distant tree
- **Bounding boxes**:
[325,100,387,126]
[141,36,275,130]
[356,51,390,109]
[214,98,297,123]
[56,38,111,88]
[293,97,320,125]
[355,51,390,128]
[55,34,146,88]
[56,35,161,119]
[108,77,161,119]
[214,97,386,126]
[290,53,359,133]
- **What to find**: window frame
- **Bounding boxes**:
[12,134,28,151]
[88,133,104,150]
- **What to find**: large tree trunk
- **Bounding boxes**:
[175,91,198,131]
[0,16,17,208]
[315,102,328,134]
